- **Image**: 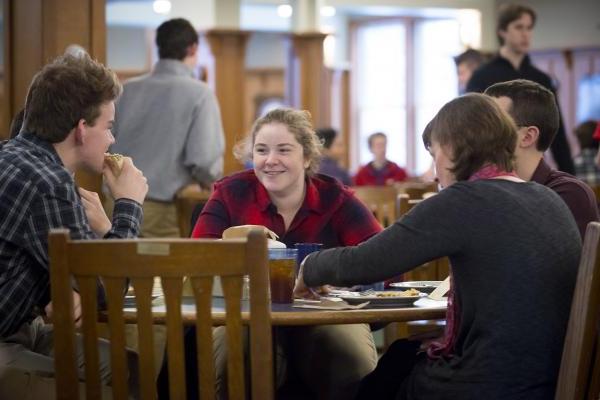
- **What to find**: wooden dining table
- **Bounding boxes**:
[122,296,447,327]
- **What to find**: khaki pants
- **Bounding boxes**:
[0,317,139,399]
[103,197,180,238]
[213,323,378,400]
[140,200,180,238]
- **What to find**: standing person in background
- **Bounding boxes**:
[111,18,225,237]
[454,49,486,95]
[354,132,408,186]
[573,120,600,186]
[485,79,599,238]
[467,3,575,174]
[316,127,352,185]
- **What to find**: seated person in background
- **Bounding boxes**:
[159,108,382,400]
[0,54,148,396]
[454,48,487,95]
[354,132,408,186]
[315,127,352,185]
[573,120,600,186]
[296,93,582,400]
[485,79,599,238]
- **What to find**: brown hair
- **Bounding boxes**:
[422,93,517,181]
[234,108,322,175]
[367,132,387,148]
[575,120,600,151]
[155,18,199,60]
[497,3,536,45]
[484,79,559,151]
[23,54,121,143]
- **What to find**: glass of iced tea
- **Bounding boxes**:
[268,248,297,304]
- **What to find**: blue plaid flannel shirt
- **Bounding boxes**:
[0,132,142,337]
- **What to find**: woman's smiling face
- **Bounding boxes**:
[253,122,309,198]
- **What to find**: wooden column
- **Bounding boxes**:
[203,29,249,176]
[286,32,328,128]
[3,0,106,191]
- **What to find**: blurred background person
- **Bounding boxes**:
[354,132,408,186]
[574,120,600,186]
[467,3,575,175]
[316,127,351,185]
[455,49,487,95]
[111,18,224,238]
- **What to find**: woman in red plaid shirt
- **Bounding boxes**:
[194,108,383,399]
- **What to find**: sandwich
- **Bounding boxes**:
[222,225,279,240]
[104,153,126,177]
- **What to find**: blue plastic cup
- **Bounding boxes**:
[294,243,323,276]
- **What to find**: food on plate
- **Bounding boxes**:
[376,288,421,297]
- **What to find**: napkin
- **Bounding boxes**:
[293,297,370,310]
[428,276,450,300]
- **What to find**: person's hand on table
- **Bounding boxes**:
[293,257,332,299]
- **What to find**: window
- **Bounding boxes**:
[353,17,462,175]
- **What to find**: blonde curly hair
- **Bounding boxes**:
[234,108,323,175]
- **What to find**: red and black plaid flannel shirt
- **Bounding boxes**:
[192,170,382,248]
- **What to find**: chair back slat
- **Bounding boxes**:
[104,277,129,400]
[352,186,398,227]
[130,277,156,400]
[48,231,80,400]
[50,229,273,399]
[77,276,102,400]
[191,277,216,400]
[247,232,273,399]
[556,222,600,400]
[162,277,187,400]
[222,276,245,400]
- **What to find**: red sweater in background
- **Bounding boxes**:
[354,161,408,186]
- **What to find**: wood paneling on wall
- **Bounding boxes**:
[4,0,106,192]
[203,29,249,176]
[244,68,285,135]
[286,32,328,129]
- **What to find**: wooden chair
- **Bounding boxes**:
[174,184,212,237]
[49,229,272,400]
[395,181,438,200]
[555,221,600,400]
[352,185,398,227]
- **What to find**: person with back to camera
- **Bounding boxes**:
[111,17,225,238]
[354,132,408,186]
[467,3,575,175]
[0,54,148,398]
[315,127,352,185]
[295,93,582,399]
[158,108,383,400]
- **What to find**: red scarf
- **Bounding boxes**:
[426,164,517,359]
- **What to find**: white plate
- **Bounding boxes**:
[339,291,426,308]
[389,281,442,294]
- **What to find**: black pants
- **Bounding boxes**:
[355,339,422,400]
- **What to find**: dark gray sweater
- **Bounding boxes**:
[304,180,582,399]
